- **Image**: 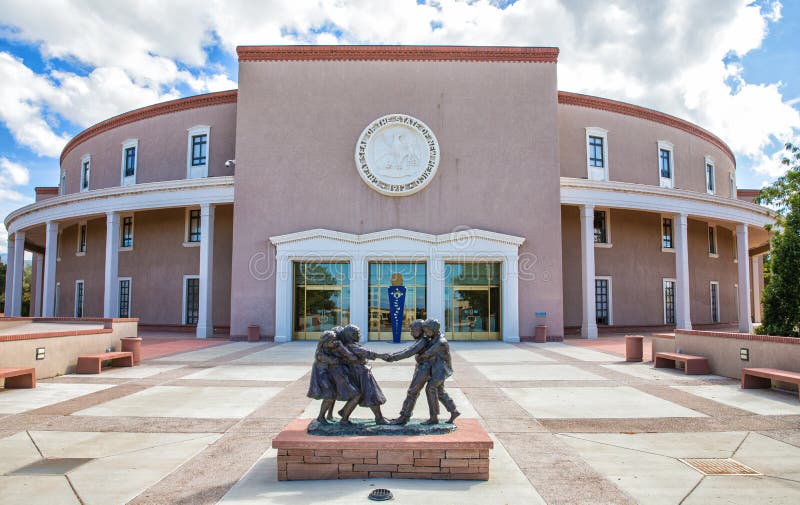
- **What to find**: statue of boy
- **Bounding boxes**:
[386,318,460,425]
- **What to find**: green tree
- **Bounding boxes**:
[0,259,6,314]
[756,143,800,337]
[21,263,31,317]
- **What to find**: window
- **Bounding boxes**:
[595,277,612,325]
[705,157,715,194]
[77,222,87,254]
[80,155,91,192]
[120,215,133,249]
[662,217,674,250]
[186,209,201,244]
[658,141,674,188]
[708,225,718,257]
[444,263,502,339]
[183,276,200,325]
[710,281,720,323]
[75,280,84,318]
[187,125,210,179]
[294,263,351,339]
[585,127,609,181]
[118,278,131,318]
[594,209,611,246]
[60,171,66,195]
[733,232,738,263]
[663,279,676,324]
[729,173,735,198]
[369,263,427,341]
[121,139,138,185]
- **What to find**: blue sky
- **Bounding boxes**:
[1,0,798,256]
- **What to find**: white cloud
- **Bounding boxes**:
[0,157,33,255]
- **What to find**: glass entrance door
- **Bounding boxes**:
[445,263,501,340]
[293,263,350,340]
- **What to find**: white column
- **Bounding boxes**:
[752,255,762,324]
[103,212,120,318]
[196,204,215,338]
[274,254,292,342]
[737,224,752,333]
[427,256,446,326]
[349,254,369,342]
[42,221,59,317]
[579,205,598,339]
[4,236,15,316]
[10,231,25,316]
[674,213,692,329]
[32,253,43,317]
[502,254,520,342]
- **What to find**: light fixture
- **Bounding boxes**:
[740,348,750,361]
[35,347,45,360]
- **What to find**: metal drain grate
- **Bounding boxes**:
[680,458,760,476]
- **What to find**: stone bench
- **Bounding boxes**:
[76,351,134,374]
[653,352,710,375]
[0,367,36,389]
[741,368,800,399]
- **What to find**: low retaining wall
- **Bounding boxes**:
[673,329,800,380]
[0,318,138,379]
[273,418,492,481]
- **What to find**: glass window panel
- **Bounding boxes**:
[369,263,379,284]
[662,218,673,249]
[489,286,501,332]
[594,211,607,243]
[660,149,671,178]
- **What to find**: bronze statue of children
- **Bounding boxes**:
[307,328,359,424]
[336,324,391,426]
[418,318,459,424]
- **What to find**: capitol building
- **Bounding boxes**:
[3,45,773,342]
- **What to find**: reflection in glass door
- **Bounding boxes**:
[445,263,501,340]
[368,262,426,341]
[293,262,350,340]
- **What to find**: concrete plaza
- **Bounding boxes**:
[1,336,799,504]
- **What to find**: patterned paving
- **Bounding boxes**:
[1,336,799,504]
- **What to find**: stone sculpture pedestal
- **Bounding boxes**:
[272,418,492,481]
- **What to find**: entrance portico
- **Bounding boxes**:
[270,228,524,343]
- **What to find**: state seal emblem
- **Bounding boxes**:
[355,114,440,196]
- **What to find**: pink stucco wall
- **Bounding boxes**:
[230,59,564,338]
[60,102,237,194]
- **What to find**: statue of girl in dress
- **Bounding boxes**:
[336,325,391,425]
[307,328,359,424]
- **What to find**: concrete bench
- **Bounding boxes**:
[76,351,134,374]
[653,352,710,375]
[0,367,36,389]
[741,368,800,399]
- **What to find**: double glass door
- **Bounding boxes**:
[293,263,350,340]
[445,263,501,340]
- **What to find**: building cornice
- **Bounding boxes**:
[270,228,526,248]
[5,177,234,234]
[60,90,238,165]
[237,45,559,63]
[558,91,736,166]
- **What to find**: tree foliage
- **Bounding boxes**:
[757,142,800,337]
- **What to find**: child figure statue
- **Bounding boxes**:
[307,328,359,424]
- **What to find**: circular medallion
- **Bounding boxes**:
[355,114,440,196]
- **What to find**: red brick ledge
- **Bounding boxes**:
[676,329,800,345]
[237,45,559,63]
[60,90,238,164]
[558,91,736,166]
[0,328,114,342]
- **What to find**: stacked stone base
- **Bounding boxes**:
[272,418,492,481]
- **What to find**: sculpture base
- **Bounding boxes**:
[307,418,457,436]
[273,418,492,481]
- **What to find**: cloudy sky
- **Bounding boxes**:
[1,0,798,255]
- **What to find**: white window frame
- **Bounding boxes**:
[663,278,677,325]
[661,214,675,253]
[710,281,720,323]
[594,207,612,248]
[187,125,210,179]
[729,172,735,199]
[585,127,609,181]
[80,154,91,192]
[183,207,201,247]
[657,141,675,189]
[595,276,613,325]
[733,230,738,264]
[182,274,200,325]
[120,213,134,251]
[74,280,85,318]
[118,277,132,318]
[708,224,719,258]
[76,221,87,256]
[704,156,715,195]
[121,139,138,186]
[60,170,66,196]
